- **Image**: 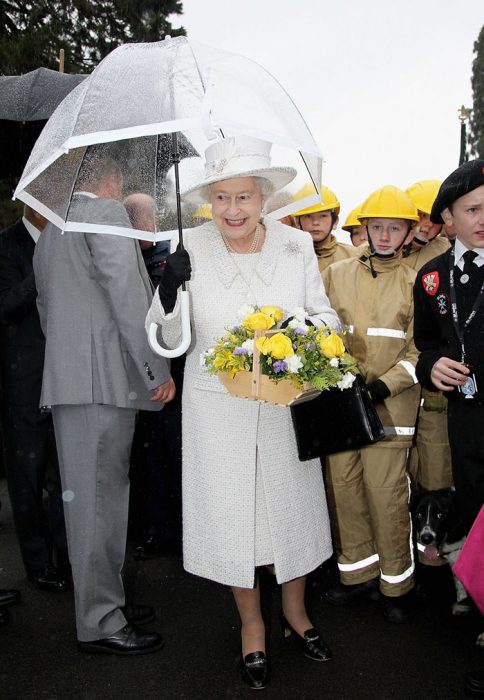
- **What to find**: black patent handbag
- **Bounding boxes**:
[290,374,385,460]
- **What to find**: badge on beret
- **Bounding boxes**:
[436,293,449,315]
[422,271,439,295]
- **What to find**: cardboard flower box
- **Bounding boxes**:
[218,329,320,407]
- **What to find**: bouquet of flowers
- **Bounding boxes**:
[201,305,359,401]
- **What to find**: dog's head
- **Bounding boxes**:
[410,487,459,560]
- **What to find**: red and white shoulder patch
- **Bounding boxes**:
[422,271,440,296]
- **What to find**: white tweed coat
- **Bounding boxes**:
[146,218,339,588]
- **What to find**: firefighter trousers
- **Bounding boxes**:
[326,444,414,597]
[409,406,453,490]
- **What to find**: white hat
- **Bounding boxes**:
[181,135,297,205]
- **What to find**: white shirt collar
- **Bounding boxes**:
[454,238,484,270]
[22,216,41,244]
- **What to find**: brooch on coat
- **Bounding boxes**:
[283,240,302,256]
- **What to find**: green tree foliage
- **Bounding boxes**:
[469,24,484,158]
[0,0,186,74]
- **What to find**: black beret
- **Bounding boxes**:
[430,158,484,224]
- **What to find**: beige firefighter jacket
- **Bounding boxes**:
[402,234,449,271]
[314,234,357,275]
[324,247,420,447]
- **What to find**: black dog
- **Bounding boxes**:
[410,486,469,611]
[411,487,462,558]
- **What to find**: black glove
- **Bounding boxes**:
[280,316,315,329]
[158,247,191,313]
[366,379,390,404]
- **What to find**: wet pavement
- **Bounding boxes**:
[1,478,482,699]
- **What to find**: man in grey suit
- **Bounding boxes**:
[33,153,174,655]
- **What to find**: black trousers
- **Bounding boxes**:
[1,405,68,576]
[447,400,484,532]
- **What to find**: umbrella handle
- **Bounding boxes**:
[148,290,191,359]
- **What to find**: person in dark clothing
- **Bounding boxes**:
[0,206,70,591]
[123,193,183,555]
[413,159,484,533]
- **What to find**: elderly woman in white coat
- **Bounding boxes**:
[146,136,340,690]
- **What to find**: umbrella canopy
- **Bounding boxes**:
[14,36,323,242]
[0,68,87,179]
[0,67,87,122]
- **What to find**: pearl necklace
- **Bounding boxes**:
[221,222,262,254]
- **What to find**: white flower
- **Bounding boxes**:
[241,339,254,356]
[237,304,255,320]
[284,354,303,374]
[291,307,308,323]
[329,357,339,368]
[200,349,214,367]
[337,371,356,391]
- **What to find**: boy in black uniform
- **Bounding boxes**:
[413,159,484,533]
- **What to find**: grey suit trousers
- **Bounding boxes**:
[52,404,137,641]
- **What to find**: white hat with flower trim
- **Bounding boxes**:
[181,135,297,205]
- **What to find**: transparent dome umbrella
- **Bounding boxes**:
[14,36,324,357]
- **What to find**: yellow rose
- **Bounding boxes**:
[319,331,345,359]
[260,306,284,323]
[255,336,270,355]
[243,312,275,331]
[266,333,294,360]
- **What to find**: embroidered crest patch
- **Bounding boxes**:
[436,293,449,315]
[422,271,439,295]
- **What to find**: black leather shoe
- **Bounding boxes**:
[0,589,21,608]
[122,604,155,625]
[241,651,270,690]
[381,592,414,624]
[0,609,10,626]
[281,616,332,662]
[324,578,380,606]
[78,623,164,655]
[465,669,484,696]
[28,566,71,592]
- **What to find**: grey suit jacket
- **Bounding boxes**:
[33,194,170,411]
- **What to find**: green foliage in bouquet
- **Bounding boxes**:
[201,305,359,391]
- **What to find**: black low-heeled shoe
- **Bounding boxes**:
[241,651,270,690]
[281,616,332,662]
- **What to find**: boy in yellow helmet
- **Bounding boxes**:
[342,205,368,247]
[404,180,450,270]
[403,181,453,522]
[293,184,356,280]
[323,185,420,623]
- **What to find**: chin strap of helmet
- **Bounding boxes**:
[359,225,378,278]
[412,233,429,247]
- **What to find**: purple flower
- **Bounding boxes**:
[273,360,287,374]
[233,347,247,355]
[292,342,297,350]
[307,342,316,350]
[295,327,307,335]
